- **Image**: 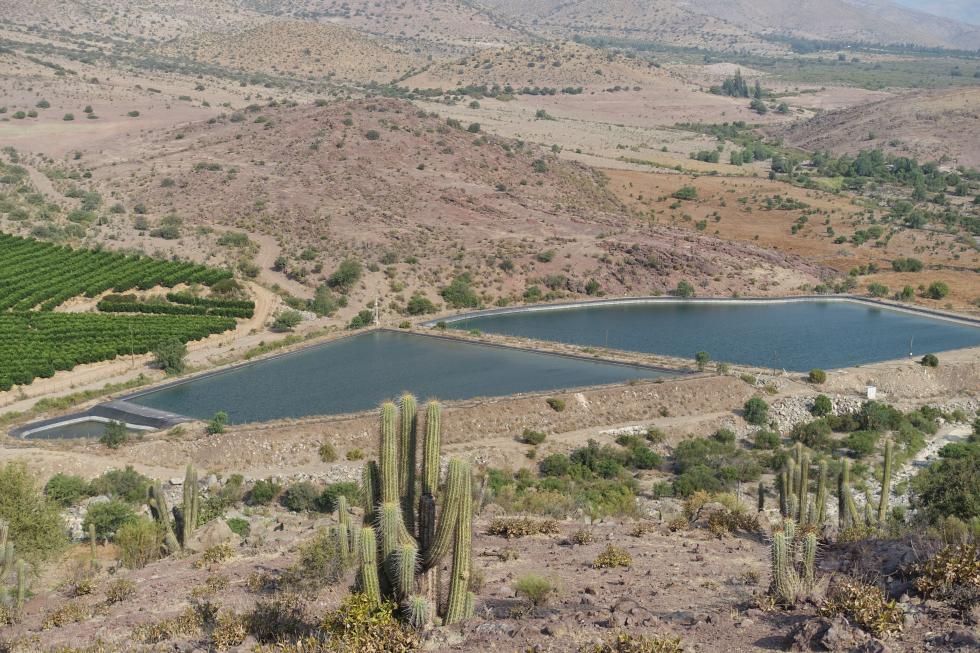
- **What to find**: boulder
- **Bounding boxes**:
[184,519,240,553]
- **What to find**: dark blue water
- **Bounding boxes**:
[129,331,666,423]
[449,301,980,372]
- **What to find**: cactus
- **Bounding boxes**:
[405,595,431,630]
[814,461,828,526]
[877,439,893,525]
[770,528,798,605]
[399,394,418,532]
[359,397,474,627]
[359,526,382,605]
[443,461,473,625]
[394,543,418,599]
[769,520,819,606]
[796,452,809,525]
[757,482,765,513]
[15,559,26,612]
[89,522,98,569]
[379,402,399,505]
[802,530,817,592]
[838,458,862,528]
[778,468,788,517]
[181,465,200,546]
[148,481,181,554]
[0,520,13,581]
[362,461,380,524]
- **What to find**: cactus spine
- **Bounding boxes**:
[148,481,181,554]
[360,396,473,627]
[182,465,200,545]
[877,439,893,525]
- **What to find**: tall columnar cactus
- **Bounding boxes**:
[15,559,26,613]
[838,457,863,528]
[399,394,418,532]
[757,482,765,513]
[814,461,828,526]
[877,440,893,525]
[769,520,817,606]
[0,520,13,582]
[89,523,98,569]
[148,481,180,554]
[359,526,381,605]
[182,465,200,546]
[443,464,474,625]
[796,452,810,525]
[355,398,474,627]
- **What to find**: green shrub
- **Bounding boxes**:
[280,481,320,512]
[346,448,364,461]
[811,394,833,417]
[440,273,480,308]
[694,351,710,371]
[44,473,90,507]
[672,186,697,201]
[674,280,695,298]
[318,443,337,463]
[711,428,735,444]
[272,310,303,332]
[152,339,187,375]
[84,499,137,541]
[327,258,363,292]
[743,397,769,425]
[920,353,939,367]
[925,281,949,300]
[226,517,250,538]
[206,411,229,435]
[546,397,566,412]
[790,419,832,449]
[592,544,632,568]
[247,479,282,506]
[317,482,361,513]
[753,430,780,450]
[808,369,826,384]
[100,420,129,449]
[0,461,69,563]
[844,430,880,457]
[911,444,979,524]
[115,517,163,568]
[521,429,546,445]
[88,466,151,504]
[514,574,554,607]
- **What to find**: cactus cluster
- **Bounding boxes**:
[147,464,202,554]
[778,443,827,528]
[838,439,894,532]
[0,520,27,615]
[769,517,818,605]
[330,394,474,628]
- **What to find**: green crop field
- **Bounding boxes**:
[0,232,239,390]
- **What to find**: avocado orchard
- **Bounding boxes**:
[0,233,239,390]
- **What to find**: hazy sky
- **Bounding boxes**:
[891,0,980,26]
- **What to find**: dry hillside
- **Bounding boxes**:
[166,21,425,84]
[776,87,980,168]
[481,0,980,51]
[79,98,825,308]
[407,41,665,90]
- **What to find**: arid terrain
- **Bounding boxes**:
[1,1,979,652]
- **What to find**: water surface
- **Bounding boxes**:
[129,331,666,423]
[448,301,980,371]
